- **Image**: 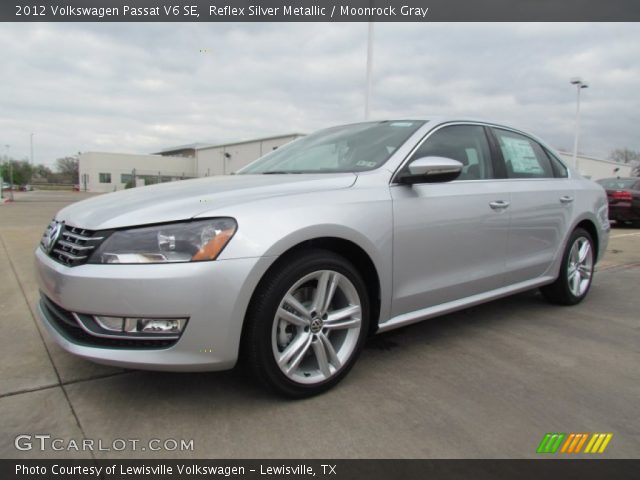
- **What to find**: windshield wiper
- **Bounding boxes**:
[262,171,304,174]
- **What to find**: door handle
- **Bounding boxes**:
[560,195,574,204]
[489,200,510,210]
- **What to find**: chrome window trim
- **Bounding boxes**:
[389,121,573,185]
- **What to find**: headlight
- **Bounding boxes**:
[88,218,237,264]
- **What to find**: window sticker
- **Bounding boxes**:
[500,137,543,174]
[355,160,377,167]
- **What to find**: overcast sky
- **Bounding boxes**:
[1,22,638,166]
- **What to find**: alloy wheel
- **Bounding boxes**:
[271,270,362,385]
[567,236,593,297]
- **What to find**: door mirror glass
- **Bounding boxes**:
[398,156,463,184]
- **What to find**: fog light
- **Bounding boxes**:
[93,316,187,335]
[123,317,187,334]
[94,316,124,332]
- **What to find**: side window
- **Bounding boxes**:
[492,128,554,179]
[544,149,569,178]
[410,125,493,180]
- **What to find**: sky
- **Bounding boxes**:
[1,22,639,166]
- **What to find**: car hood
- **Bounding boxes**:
[56,173,357,230]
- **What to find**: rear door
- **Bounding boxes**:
[390,124,512,317]
[489,127,574,285]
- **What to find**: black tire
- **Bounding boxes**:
[243,249,370,398]
[540,228,595,306]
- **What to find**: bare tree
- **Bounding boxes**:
[609,148,640,164]
[55,156,79,182]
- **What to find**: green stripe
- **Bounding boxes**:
[549,433,566,453]
[537,433,553,453]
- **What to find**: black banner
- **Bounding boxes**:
[3,0,640,22]
[3,459,639,480]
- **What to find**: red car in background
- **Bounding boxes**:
[597,177,640,227]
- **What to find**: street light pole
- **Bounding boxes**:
[570,77,589,170]
[5,144,13,201]
[364,21,374,120]
[30,133,34,165]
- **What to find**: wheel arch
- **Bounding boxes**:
[245,235,383,337]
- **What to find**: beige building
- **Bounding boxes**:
[194,134,303,177]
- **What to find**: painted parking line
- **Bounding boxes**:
[610,232,640,239]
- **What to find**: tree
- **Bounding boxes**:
[55,156,79,183]
[32,164,53,179]
[0,160,33,186]
[609,148,640,164]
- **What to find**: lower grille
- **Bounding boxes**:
[40,295,178,350]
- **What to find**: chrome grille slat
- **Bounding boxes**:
[44,222,105,267]
[62,231,104,242]
[53,249,88,261]
[57,239,95,251]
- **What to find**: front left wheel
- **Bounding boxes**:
[243,249,370,398]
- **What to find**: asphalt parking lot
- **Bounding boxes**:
[1,190,638,459]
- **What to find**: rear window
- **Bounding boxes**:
[597,179,637,189]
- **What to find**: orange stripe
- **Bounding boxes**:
[574,434,589,453]
[567,434,582,453]
[561,434,575,453]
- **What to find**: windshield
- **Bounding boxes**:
[237,120,425,174]
[597,178,637,189]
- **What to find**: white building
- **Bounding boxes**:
[557,151,633,180]
[78,152,195,193]
[78,134,632,193]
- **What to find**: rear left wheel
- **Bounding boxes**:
[540,228,595,305]
[243,250,369,398]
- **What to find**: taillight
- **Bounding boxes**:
[611,190,633,201]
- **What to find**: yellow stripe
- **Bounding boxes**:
[597,434,613,453]
[574,434,589,453]
[568,434,581,453]
[584,434,598,453]
[590,434,606,453]
[561,434,575,453]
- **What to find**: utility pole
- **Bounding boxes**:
[30,133,34,164]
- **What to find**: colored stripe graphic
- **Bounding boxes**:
[560,433,589,453]
[584,433,613,453]
[537,433,566,453]
[539,433,613,454]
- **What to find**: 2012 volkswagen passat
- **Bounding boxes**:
[35,119,609,397]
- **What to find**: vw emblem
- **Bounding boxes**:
[310,318,323,334]
[42,221,63,253]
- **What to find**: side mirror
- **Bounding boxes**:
[397,156,464,184]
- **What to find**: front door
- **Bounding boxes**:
[390,124,512,317]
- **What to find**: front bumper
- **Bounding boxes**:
[35,247,271,371]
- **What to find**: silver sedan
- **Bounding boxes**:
[35,118,609,397]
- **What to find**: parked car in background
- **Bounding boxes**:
[20,184,33,191]
[596,177,640,227]
[35,118,609,397]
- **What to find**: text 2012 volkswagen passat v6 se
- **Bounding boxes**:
[35,119,610,397]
